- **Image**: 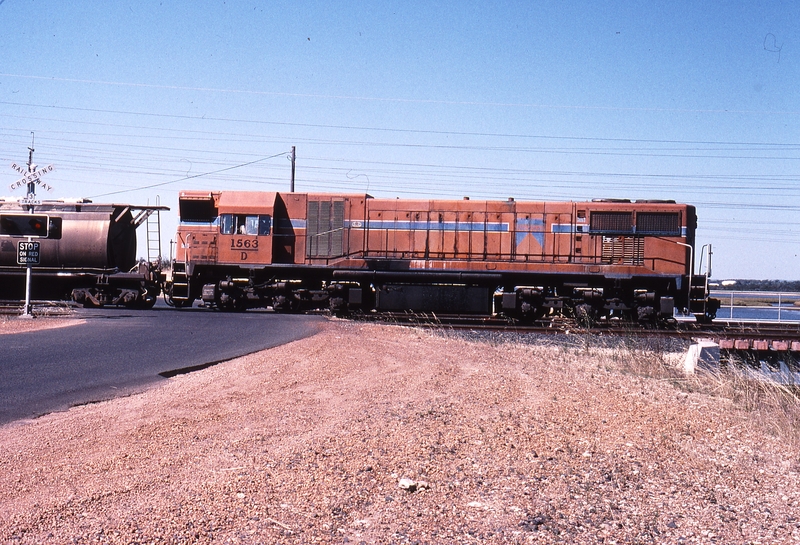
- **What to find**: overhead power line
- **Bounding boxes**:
[87,150,291,198]
[2,100,799,148]
[3,73,800,116]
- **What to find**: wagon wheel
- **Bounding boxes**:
[134,284,158,309]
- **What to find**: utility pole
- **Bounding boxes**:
[290,146,296,192]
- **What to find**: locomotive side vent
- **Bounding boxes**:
[332,200,344,256]
[601,236,644,265]
[307,199,345,258]
[589,212,633,234]
[635,212,681,236]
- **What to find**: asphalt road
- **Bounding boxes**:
[0,305,324,425]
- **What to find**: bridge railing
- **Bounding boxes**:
[710,290,800,322]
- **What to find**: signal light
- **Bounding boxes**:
[0,214,50,237]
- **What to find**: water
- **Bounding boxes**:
[719,305,800,322]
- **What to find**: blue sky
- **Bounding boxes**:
[1,1,798,279]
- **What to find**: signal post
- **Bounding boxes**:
[5,138,55,317]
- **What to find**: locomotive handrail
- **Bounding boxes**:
[673,240,693,297]
[184,233,193,268]
[698,244,712,277]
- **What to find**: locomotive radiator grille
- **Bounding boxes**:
[590,211,633,234]
[307,200,345,258]
[636,212,681,236]
[601,236,644,265]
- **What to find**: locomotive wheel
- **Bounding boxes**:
[694,312,716,324]
[636,305,656,325]
[329,296,348,316]
[574,303,596,328]
[220,298,247,312]
[273,293,300,313]
[515,307,545,324]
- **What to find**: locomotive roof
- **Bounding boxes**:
[177,190,688,206]
[216,191,278,212]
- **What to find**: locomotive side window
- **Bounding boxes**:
[220,214,235,234]
[258,215,272,235]
[220,214,271,235]
[244,216,259,235]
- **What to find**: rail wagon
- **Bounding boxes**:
[0,199,167,307]
[169,190,718,323]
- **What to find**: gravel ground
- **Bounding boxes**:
[0,315,82,335]
[1,319,799,544]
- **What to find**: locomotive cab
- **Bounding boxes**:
[172,191,279,309]
[176,191,276,267]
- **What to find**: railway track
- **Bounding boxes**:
[0,300,75,317]
[356,314,800,375]
[5,300,800,349]
[350,311,800,344]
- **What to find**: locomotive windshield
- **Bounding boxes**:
[220,214,271,236]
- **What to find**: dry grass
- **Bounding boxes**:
[561,332,800,447]
[707,363,800,445]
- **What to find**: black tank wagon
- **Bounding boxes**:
[0,199,168,308]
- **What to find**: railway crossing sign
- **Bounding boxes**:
[9,163,55,193]
[17,241,40,265]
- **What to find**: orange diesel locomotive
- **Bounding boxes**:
[169,191,718,323]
